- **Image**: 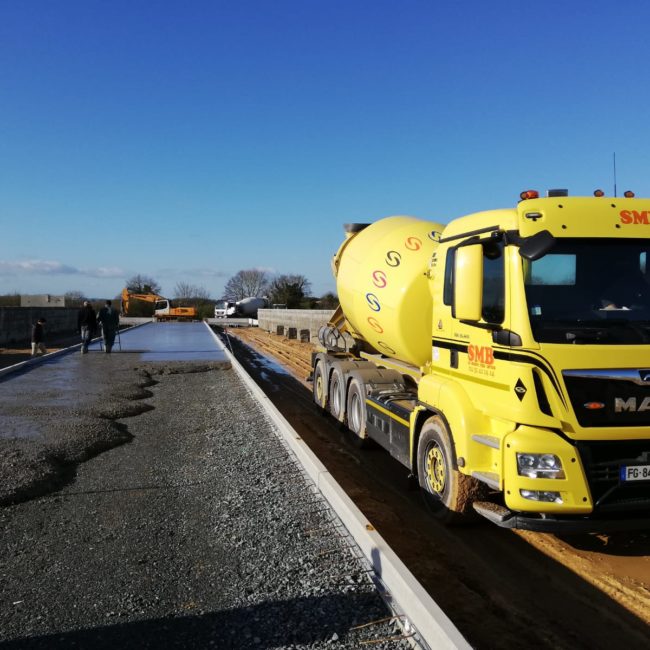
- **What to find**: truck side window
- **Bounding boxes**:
[482,241,504,323]
[443,248,455,306]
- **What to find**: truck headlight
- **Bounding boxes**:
[516,453,565,479]
[520,489,563,503]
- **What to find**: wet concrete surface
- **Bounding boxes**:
[88,322,230,363]
[0,323,230,505]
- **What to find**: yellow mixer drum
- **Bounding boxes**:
[333,216,444,368]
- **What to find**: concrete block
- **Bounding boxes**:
[259,310,335,342]
[20,294,66,307]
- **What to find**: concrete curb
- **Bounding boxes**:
[205,322,470,650]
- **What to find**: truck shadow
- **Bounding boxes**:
[0,592,403,649]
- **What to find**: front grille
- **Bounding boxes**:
[564,374,650,427]
[577,440,650,511]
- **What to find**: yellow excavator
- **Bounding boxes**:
[121,288,198,321]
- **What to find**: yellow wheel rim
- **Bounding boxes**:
[426,445,446,494]
[316,373,324,404]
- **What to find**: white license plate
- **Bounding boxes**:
[620,464,650,482]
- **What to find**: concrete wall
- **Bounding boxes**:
[0,307,78,345]
[20,294,66,307]
[257,309,335,342]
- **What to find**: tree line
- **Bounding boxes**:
[0,270,338,315]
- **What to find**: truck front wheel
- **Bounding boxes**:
[417,416,479,524]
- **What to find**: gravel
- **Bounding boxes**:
[0,352,414,649]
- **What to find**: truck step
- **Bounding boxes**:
[473,501,516,527]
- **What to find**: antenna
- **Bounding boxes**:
[613,152,617,197]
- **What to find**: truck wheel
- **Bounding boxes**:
[346,377,370,447]
[329,367,346,421]
[312,360,327,410]
[417,416,478,524]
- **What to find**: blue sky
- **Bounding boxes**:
[2,0,650,299]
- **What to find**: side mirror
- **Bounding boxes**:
[454,245,483,321]
[520,230,556,261]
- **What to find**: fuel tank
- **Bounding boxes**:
[332,216,444,368]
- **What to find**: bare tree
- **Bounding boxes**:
[64,290,87,308]
[223,269,270,301]
[173,282,211,306]
[126,274,161,294]
[267,274,311,308]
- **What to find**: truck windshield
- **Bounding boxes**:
[524,238,650,344]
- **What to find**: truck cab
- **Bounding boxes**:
[214,300,235,318]
[154,299,197,321]
[424,191,650,529]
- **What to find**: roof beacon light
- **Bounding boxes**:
[520,190,539,201]
[593,189,605,197]
[624,190,635,198]
[547,189,569,197]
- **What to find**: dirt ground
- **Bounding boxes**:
[0,329,133,370]
[0,333,80,368]
[220,325,650,649]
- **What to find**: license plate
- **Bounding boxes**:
[620,464,650,482]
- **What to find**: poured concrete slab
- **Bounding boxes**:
[0,322,230,501]
[90,322,229,362]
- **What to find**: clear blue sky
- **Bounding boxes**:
[2,0,650,299]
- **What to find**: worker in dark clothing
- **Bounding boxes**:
[31,318,47,357]
[97,300,120,353]
[77,301,97,354]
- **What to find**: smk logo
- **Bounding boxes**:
[620,210,650,225]
[468,345,495,366]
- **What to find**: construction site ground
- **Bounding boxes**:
[0,327,132,371]
[219,325,650,650]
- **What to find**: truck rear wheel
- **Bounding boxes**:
[328,367,346,421]
[417,416,479,524]
[312,360,327,410]
[346,377,371,448]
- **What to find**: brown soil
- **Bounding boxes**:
[221,325,650,649]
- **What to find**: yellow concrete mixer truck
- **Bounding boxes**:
[312,189,650,532]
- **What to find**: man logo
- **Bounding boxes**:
[615,397,650,412]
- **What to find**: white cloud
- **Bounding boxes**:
[87,267,125,278]
[0,259,125,278]
[156,267,230,279]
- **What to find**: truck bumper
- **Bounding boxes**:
[473,501,650,533]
